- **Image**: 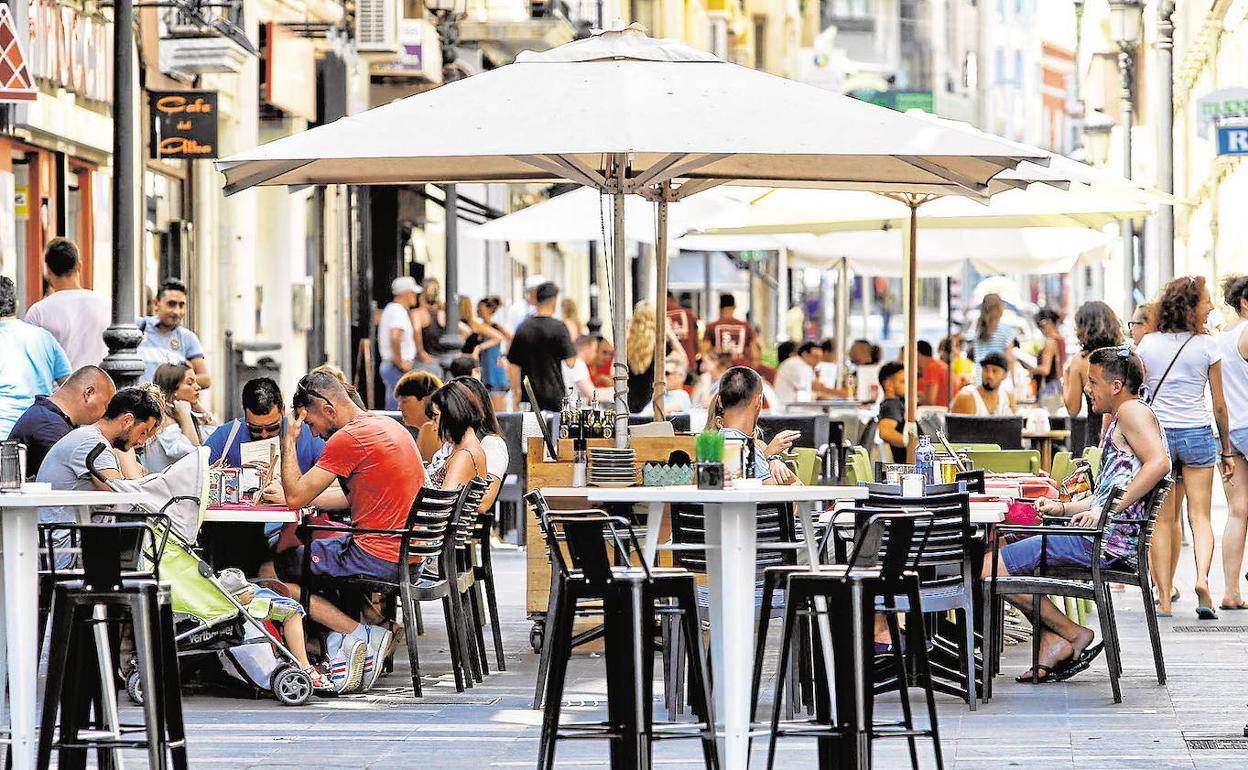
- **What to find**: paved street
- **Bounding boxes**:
[161,495,1248,770]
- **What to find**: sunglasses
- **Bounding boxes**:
[293,383,330,409]
[1126,320,1145,329]
[246,417,284,436]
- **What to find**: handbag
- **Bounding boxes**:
[1059,458,1095,502]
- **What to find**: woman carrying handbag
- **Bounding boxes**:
[1137,276,1236,619]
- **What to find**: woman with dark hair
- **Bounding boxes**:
[445,375,509,510]
[1139,276,1235,618]
[971,293,1017,375]
[471,297,510,411]
[1218,275,1248,609]
[1027,308,1065,409]
[143,362,205,472]
[1062,301,1125,419]
[424,381,487,492]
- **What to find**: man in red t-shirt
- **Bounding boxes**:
[277,371,424,693]
[666,291,700,369]
[702,293,756,367]
[916,340,951,406]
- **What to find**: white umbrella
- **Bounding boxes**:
[217,26,1050,446]
[464,186,747,244]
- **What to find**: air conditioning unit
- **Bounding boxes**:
[356,0,400,53]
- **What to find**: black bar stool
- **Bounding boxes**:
[37,522,188,770]
[536,508,717,770]
[764,511,944,770]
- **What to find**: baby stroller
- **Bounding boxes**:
[85,445,315,706]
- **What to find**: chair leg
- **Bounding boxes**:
[1138,579,1166,684]
[884,610,920,770]
[58,602,93,770]
[413,601,425,636]
[441,596,468,692]
[766,587,803,770]
[907,584,945,770]
[1093,587,1121,704]
[674,581,717,770]
[157,596,189,770]
[537,587,576,770]
[37,591,77,770]
[467,582,491,677]
[960,606,978,711]
[481,549,507,671]
[1029,594,1044,684]
[751,571,779,720]
[455,578,484,683]
[132,592,170,770]
[532,575,564,709]
[397,584,424,696]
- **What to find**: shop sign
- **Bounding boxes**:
[1196,88,1248,138]
[149,90,218,159]
[1216,124,1248,156]
[14,184,28,217]
[263,22,316,122]
[0,5,36,102]
[26,0,112,103]
[370,19,441,81]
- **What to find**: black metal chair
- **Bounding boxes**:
[857,416,880,462]
[945,415,1025,449]
[758,414,828,450]
[986,483,1170,703]
[38,522,188,770]
[764,510,944,770]
[668,413,692,433]
[496,412,528,545]
[298,485,477,695]
[467,493,507,673]
[535,508,718,770]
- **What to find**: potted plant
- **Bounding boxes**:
[695,429,725,490]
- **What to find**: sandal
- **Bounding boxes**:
[1051,643,1104,682]
[305,666,335,692]
[1015,664,1057,684]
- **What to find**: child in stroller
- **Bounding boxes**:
[217,568,330,691]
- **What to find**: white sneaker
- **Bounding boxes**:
[354,625,394,692]
[325,632,367,694]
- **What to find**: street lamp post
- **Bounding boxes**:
[100,0,145,387]
[427,0,468,356]
[1109,0,1143,314]
[1156,0,1176,285]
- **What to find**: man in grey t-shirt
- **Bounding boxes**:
[36,388,162,548]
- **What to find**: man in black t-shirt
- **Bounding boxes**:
[507,282,578,412]
[877,361,908,463]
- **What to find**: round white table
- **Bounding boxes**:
[541,483,868,769]
[0,489,144,770]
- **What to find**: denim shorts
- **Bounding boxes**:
[1231,427,1248,458]
[275,535,402,582]
[1000,534,1110,575]
[1164,424,1218,473]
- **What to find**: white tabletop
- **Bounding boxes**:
[203,507,299,524]
[541,484,868,503]
[0,490,145,508]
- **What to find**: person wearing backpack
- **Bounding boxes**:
[1138,276,1236,619]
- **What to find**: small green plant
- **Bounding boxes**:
[696,430,724,463]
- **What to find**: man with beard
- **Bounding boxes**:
[36,387,162,564]
[951,351,1017,416]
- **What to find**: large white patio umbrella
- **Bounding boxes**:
[217,25,1051,449]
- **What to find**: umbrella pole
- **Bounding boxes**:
[612,185,629,448]
[905,199,919,462]
[836,257,850,388]
[652,192,670,420]
[945,275,954,407]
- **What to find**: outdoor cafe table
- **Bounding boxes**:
[1023,429,1071,473]
[0,489,144,770]
[201,505,300,572]
[541,483,867,769]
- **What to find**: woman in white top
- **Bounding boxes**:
[1216,276,1248,609]
[143,362,205,472]
[1137,276,1236,618]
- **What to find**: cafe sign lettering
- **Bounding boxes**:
[149,90,218,159]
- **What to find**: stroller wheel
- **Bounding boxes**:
[271,666,313,706]
[126,670,144,706]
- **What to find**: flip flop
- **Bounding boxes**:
[1051,643,1105,682]
[1196,606,1219,620]
[1016,664,1057,684]
[1155,611,1173,618]
[1218,602,1248,611]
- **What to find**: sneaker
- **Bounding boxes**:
[354,624,394,692]
[325,632,367,694]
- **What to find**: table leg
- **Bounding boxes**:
[798,504,842,744]
[3,506,40,770]
[642,502,664,567]
[703,502,757,768]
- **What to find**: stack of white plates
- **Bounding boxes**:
[589,448,638,487]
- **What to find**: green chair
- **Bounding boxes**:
[1050,451,1074,483]
[788,447,821,486]
[845,447,872,485]
[933,443,1001,455]
[1082,446,1103,476]
[966,449,1041,474]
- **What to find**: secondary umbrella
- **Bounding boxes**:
[217,25,1049,450]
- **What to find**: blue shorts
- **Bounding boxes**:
[1165,424,1218,474]
[276,536,402,582]
[1000,535,1112,575]
[1230,427,1248,458]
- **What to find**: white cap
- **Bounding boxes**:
[391,276,421,296]
[524,274,548,291]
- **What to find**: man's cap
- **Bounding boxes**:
[535,281,559,303]
[525,274,549,291]
[980,352,1009,372]
[391,276,421,296]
